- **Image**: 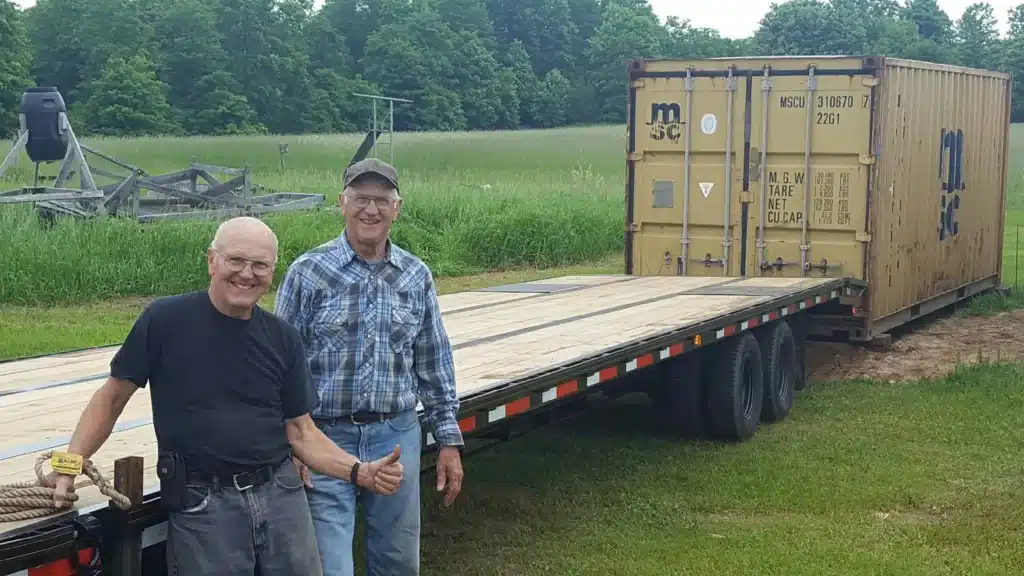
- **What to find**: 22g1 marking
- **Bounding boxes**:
[816,112,841,125]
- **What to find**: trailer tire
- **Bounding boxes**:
[707,332,764,442]
[650,351,707,439]
[757,320,797,423]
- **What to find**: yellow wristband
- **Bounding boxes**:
[51,451,84,476]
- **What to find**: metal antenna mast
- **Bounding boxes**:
[352,93,413,166]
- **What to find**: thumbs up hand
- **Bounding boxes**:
[360,445,404,495]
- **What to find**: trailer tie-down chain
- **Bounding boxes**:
[0,451,133,523]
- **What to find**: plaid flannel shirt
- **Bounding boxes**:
[274,232,463,447]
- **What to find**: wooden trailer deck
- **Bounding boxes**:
[0,274,845,537]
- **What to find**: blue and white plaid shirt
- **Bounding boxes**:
[274,231,463,447]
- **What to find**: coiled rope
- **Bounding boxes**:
[0,451,133,523]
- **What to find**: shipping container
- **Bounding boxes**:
[624,55,1012,342]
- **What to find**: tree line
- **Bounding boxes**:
[2,0,1024,139]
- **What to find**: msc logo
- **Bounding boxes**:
[938,128,965,241]
[647,102,683,142]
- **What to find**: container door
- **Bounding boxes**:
[743,69,874,279]
[628,71,748,277]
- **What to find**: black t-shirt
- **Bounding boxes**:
[110,290,318,476]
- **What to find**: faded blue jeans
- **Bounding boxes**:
[164,457,323,576]
[307,409,422,576]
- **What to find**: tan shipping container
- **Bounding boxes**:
[624,55,1012,341]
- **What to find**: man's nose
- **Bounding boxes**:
[236,263,257,278]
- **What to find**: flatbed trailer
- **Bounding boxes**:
[1,273,852,575]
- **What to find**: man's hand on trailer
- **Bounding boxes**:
[44,377,138,508]
[47,472,76,508]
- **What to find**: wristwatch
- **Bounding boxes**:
[350,460,361,486]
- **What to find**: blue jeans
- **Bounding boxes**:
[165,457,323,576]
[307,409,422,576]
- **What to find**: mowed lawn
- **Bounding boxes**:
[416,362,1024,575]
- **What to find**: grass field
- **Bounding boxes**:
[417,361,1024,575]
[0,126,625,306]
[3,124,1024,574]
[3,123,1024,358]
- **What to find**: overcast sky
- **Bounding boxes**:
[9,0,1016,39]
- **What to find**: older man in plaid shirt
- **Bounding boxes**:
[274,158,464,576]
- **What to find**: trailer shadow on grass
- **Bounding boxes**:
[396,362,1024,576]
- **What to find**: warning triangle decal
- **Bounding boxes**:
[699,182,714,198]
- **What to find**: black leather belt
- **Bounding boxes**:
[349,411,395,425]
[186,460,280,491]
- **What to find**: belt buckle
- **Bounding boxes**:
[349,412,384,425]
[233,472,253,491]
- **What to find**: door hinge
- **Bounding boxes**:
[739,190,753,203]
[856,232,871,242]
[862,77,880,87]
[628,152,642,162]
[631,79,646,88]
[859,154,876,165]
[628,222,641,232]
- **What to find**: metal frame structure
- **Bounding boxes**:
[351,93,413,166]
[0,90,325,223]
[0,114,103,206]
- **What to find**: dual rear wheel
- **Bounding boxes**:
[651,316,802,442]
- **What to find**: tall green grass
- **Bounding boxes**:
[4,122,1024,306]
[0,126,626,305]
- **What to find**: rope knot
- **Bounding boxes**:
[0,451,133,523]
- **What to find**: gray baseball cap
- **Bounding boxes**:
[344,158,400,192]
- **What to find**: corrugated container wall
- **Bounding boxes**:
[624,55,1011,339]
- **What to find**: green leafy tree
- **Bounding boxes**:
[533,69,571,128]
[953,2,1001,70]
[0,0,33,137]
[1004,5,1024,121]
[586,2,665,123]
[2,0,1019,136]
[363,7,466,131]
[78,52,177,137]
[487,0,578,74]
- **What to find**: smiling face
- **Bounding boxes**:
[340,174,402,258]
[206,217,278,318]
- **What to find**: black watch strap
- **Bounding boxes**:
[350,460,361,486]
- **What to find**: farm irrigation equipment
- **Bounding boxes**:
[0,87,325,223]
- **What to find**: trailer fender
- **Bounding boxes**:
[649,349,708,439]
[755,320,798,423]
[707,332,764,442]
[786,313,810,391]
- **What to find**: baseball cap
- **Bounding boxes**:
[344,158,400,192]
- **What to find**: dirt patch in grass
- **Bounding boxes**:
[807,309,1024,383]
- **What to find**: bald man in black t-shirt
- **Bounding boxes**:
[47,217,404,576]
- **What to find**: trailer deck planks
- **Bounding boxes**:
[1,274,847,549]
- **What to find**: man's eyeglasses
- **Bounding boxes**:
[348,195,397,209]
[214,250,275,276]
